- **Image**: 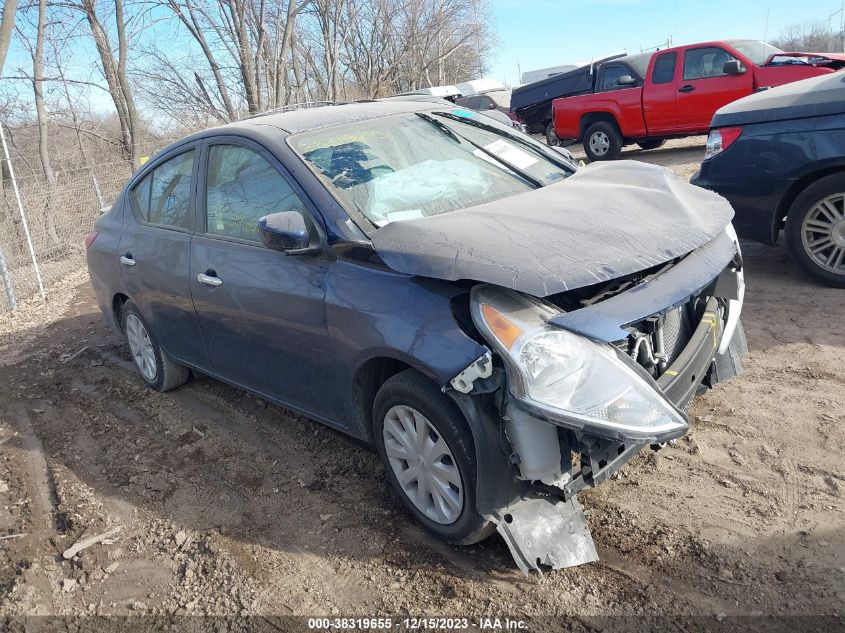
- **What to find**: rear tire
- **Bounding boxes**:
[373,369,493,545]
[545,122,562,146]
[584,121,622,161]
[121,300,190,392]
[637,139,666,151]
[785,173,845,288]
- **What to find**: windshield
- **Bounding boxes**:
[289,110,573,227]
[726,39,783,65]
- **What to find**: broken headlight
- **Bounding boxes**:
[470,285,688,443]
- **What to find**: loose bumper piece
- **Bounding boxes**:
[492,496,598,574]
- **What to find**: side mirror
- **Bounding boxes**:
[723,60,745,75]
[617,75,636,86]
[258,212,319,256]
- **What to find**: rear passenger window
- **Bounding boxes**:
[652,52,677,84]
[130,150,195,229]
[205,145,307,242]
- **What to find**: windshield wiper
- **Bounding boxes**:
[415,112,543,188]
[430,111,577,171]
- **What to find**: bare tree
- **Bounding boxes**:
[0,0,18,73]
[75,0,142,165]
[771,20,843,53]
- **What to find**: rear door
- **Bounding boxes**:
[189,137,336,419]
[675,45,753,132]
[642,51,678,134]
[118,145,208,366]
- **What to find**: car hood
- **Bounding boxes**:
[371,160,733,297]
[711,73,845,128]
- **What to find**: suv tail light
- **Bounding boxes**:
[704,127,742,160]
[84,231,99,249]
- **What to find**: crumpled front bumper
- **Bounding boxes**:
[453,239,747,574]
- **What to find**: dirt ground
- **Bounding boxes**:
[1,139,844,631]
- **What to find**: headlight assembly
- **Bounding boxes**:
[470,285,688,443]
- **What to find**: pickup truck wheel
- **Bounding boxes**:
[545,122,562,146]
[785,174,845,288]
[373,369,493,545]
[637,139,666,151]
[584,121,622,161]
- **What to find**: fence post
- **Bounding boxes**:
[0,245,15,310]
[0,121,45,301]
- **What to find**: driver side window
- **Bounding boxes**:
[683,47,738,80]
[205,144,307,242]
[601,65,632,91]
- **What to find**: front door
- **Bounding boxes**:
[189,139,338,422]
[675,46,752,132]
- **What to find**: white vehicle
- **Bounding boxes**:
[456,78,507,96]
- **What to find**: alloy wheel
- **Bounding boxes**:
[589,131,610,156]
[801,193,845,275]
[126,313,157,381]
[382,405,464,525]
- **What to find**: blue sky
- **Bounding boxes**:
[488,0,845,85]
[4,0,844,116]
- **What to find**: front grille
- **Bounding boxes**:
[662,307,691,366]
[614,302,696,379]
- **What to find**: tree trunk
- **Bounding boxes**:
[82,0,133,165]
[0,0,18,73]
[33,0,60,247]
[114,0,140,166]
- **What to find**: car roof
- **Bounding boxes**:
[186,100,443,140]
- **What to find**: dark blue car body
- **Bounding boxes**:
[87,100,746,572]
[692,73,845,246]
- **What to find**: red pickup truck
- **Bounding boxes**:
[552,39,845,161]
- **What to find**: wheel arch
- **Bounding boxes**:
[579,111,620,140]
[774,165,845,243]
[351,355,424,442]
[112,292,130,333]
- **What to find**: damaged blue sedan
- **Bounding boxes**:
[86,101,746,572]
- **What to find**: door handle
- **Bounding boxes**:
[120,254,136,267]
[197,272,223,287]
[678,84,695,93]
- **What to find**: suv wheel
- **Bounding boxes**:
[373,369,492,545]
[122,300,190,391]
[785,174,845,288]
[584,121,622,161]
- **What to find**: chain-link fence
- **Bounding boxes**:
[0,130,184,314]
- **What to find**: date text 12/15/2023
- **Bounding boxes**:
[307,617,528,630]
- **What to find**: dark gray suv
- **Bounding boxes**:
[86,101,746,572]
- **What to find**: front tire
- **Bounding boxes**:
[637,139,666,151]
[121,300,190,392]
[785,174,845,288]
[584,121,622,161]
[373,369,492,545]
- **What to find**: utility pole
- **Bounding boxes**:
[829,6,843,51]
